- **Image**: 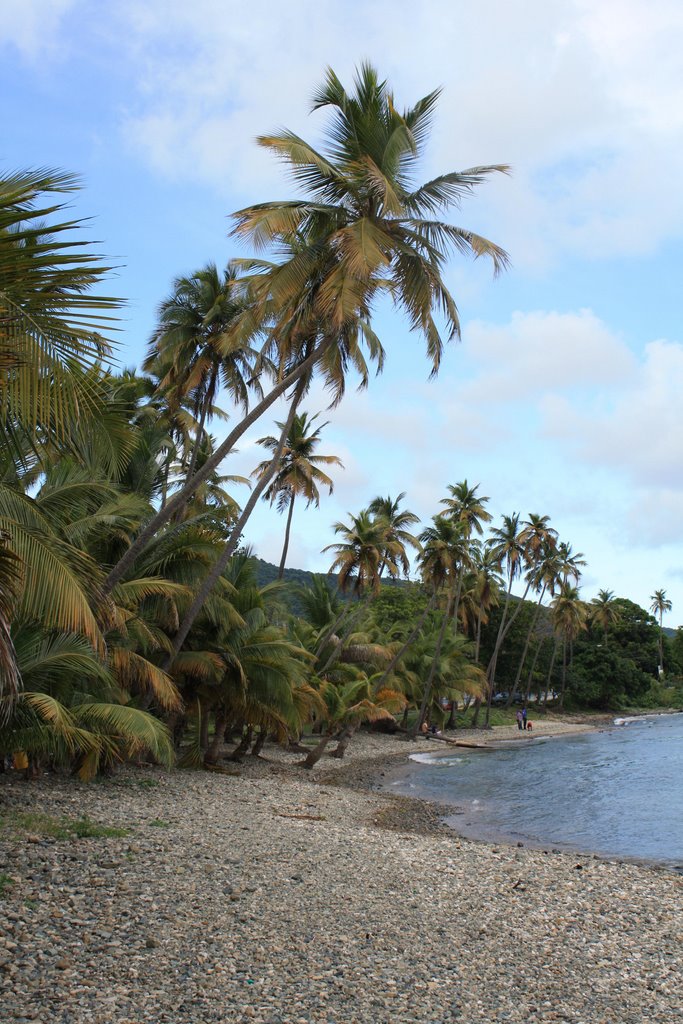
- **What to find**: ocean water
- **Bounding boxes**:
[388,713,683,865]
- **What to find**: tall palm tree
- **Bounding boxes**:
[483,514,535,722]
[440,481,493,539]
[318,509,402,676]
[440,481,491,648]
[253,411,343,578]
[590,589,620,643]
[550,583,588,709]
[650,589,672,674]
[502,518,559,707]
[410,515,463,735]
[367,492,421,578]
[102,62,509,598]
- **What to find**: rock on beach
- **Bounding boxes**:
[0,728,681,1023]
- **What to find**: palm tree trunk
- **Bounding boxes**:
[524,636,545,701]
[487,578,533,695]
[314,601,353,658]
[298,732,333,769]
[559,638,568,709]
[278,494,296,579]
[317,597,370,676]
[505,589,546,708]
[474,607,484,663]
[204,710,227,765]
[161,377,306,667]
[102,337,333,596]
[373,590,438,690]
[330,724,355,758]
[410,588,453,737]
[250,729,267,757]
[659,611,664,674]
[543,638,559,703]
[229,725,253,762]
[184,366,218,488]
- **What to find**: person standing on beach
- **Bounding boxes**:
[522,707,528,730]
[516,710,524,730]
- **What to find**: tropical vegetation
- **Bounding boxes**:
[1,67,679,783]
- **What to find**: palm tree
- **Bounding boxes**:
[503,518,559,708]
[367,492,421,578]
[253,411,343,578]
[650,589,672,675]
[410,515,463,735]
[483,514,535,723]
[102,62,509,597]
[591,589,620,643]
[440,481,493,539]
[318,509,401,675]
[0,168,123,455]
[550,583,588,709]
[324,510,401,597]
[144,263,260,488]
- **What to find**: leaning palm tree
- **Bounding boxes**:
[102,62,509,598]
[253,411,343,578]
[650,589,672,675]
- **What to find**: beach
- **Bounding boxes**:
[0,726,681,1023]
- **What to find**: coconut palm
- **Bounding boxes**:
[483,514,535,721]
[298,675,405,768]
[409,516,465,735]
[102,62,509,597]
[324,509,401,597]
[144,263,261,487]
[650,589,672,674]
[0,168,122,455]
[440,481,492,538]
[550,583,589,708]
[253,411,343,578]
[590,589,621,643]
[367,492,421,578]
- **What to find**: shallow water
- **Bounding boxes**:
[388,714,683,865]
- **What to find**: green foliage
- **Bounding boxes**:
[0,811,130,839]
[371,582,430,638]
[0,872,13,897]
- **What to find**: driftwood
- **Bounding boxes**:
[424,734,488,750]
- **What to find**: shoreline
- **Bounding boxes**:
[349,715,682,873]
[1,722,682,1021]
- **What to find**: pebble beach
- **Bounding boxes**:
[1,723,681,1023]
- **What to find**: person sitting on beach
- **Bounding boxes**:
[526,720,533,733]
[419,720,429,736]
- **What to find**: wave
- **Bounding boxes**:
[408,752,465,767]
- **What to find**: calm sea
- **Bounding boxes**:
[388,713,683,866]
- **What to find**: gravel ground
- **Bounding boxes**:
[0,730,681,1023]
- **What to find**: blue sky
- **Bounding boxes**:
[3,0,683,624]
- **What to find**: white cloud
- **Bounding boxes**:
[19,0,673,262]
[459,309,635,403]
[542,338,683,489]
[1,0,78,59]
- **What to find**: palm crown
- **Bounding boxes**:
[232,63,509,387]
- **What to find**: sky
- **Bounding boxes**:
[3,0,683,624]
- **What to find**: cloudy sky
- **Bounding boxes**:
[3,0,683,622]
